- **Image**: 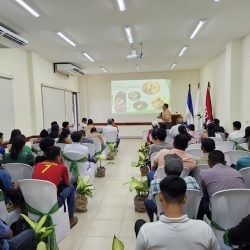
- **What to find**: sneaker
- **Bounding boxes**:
[70,216,78,228]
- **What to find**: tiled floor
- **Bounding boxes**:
[58,139,148,250]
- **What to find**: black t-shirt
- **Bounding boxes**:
[35,155,47,165]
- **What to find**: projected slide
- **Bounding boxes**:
[111,79,171,114]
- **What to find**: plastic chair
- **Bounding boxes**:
[142,130,149,141]
[239,168,250,188]
[155,167,166,179]
[192,164,209,185]
[187,143,201,150]
[237,143,248,151]
[230,137,244,144]
[55,143,66,151]
[215,141,235,152]
[210,189,250,246]
[180,168,190,178]
[18,179,70,242]
[82,143,95,158]
[224,150,250,166]
[31,144,43,156]
[91,137,102,154]
[186,149,203,158]
[102,129,117,143]
[2,163,34,181]
[208,137,222,143]
[0,154,2,163]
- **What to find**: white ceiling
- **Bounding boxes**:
[0,0,250,74]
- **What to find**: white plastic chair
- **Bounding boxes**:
[2,163,34,181]
[187,143,201,150]
[18,179,70,242]
[186,149,203,158]
[180,168,190,178]
[55,143,66,151]
[208,136,222,143]
[239,168,250,188]
[0,189,21,226]
[31,144,43,156]
[102,130,117,143]
[0,153,2,163]
[63,151,94,184]
[142,130,149,141]
[82,143,95,158]
[7,144,12,150]
[215,141,235,152]
[92,137,102,154]
[230,137,244,144]
[192,164,209,185]
[210,189,250,246]
[155,167,166,179]
[224,150,250,166]
[237,143,248,151]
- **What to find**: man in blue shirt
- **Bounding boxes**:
[236,140,250,171]
[0,220,36,250]
[0,132,5,156]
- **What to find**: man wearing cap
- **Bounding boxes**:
[144,154,199,222]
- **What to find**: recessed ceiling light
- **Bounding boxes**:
[14,0,40,17]
[83,52,95,62]
[124,26,134,44]
[171,63,177,69]
[100,66,108,73]
[190,19,207,39]
[213,0,220,2]
[178,46,188,57]
[56,32,76,47]
[116,0,126,12]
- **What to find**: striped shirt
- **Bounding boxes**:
[150,176,200,197]
[200,163,245,198]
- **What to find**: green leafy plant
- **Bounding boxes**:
[106,142,117,153]
[76,175,95,197]
[112,235,124,250]
[131,152,146,168]
[125,176,149,197]
[97,153,114,167]
[138,142,149,157]
[20,214,55,250]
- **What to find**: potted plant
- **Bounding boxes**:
[96,153,113,177]
[125,176,149,213]
[139,142,149,158]
[75,175,94,212]
[106,142,117,160]
[112,235,124,250]
[20,214,57,250]
[131,152,149,176]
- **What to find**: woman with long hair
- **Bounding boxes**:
[9,129,32,154]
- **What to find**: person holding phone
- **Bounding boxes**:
[157,103,172,129]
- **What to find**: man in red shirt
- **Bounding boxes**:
[33,146,78,228]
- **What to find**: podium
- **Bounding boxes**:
[171,114,182,125]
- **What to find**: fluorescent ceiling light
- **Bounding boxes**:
[100,67,108,73]
[116,0,126,12]
[57,32,76,47]
[178,46,188,57]
[171,63,177,69]
[190,19,207,39]
[213,0,220,2]
[83,52,95,62]
[124,26,133,44]
[14,0,40,17]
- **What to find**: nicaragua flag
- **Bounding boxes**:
[186,84,194,127]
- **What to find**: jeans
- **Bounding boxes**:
[134,219,146,237]
[116,137,120,149]
[144,198,157,222]
[8,229,36,250]
[147,171,155,187]
[58,184,76,218]
[197,197,211,220]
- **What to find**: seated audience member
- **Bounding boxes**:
[47,121,58,133]
[196,138,215,165]
[135,176,219,250]
[111,118,120,148]
[149,128,173,158]
[62,121,70,130]
[154,134,196,176]
[227,214,250,249]
[90,127,105,149]
[57,129,72,144]
[85,119,94,136]
[239,126,250,144]
[78,117,87,131]
[202,123,222,141]
[146,121,159,144]
[49,123,60,139]
[9,129,32,154]
[0,220,36,250]
[0,132,5,155]
[198,150,245,219]
[63,131,89,156]
[145,154,199,222]
[33,129,49,144]
[4,135,34,166]
[35,137,55,164]
[149,129,159,145]
[81,130,93,144]
[169,117,183,137]
[188,124,201,143]
[102,119,118,144]
[228,121,244,141]
[178,125,193,143]
[213,118,225,133]
[236,139,250,171]
[32,146,78,228]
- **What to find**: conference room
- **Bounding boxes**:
[0,0,250,250]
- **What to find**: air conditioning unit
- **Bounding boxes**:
[54,63,85,76]
[0,25,28,47]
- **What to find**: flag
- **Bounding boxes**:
[186,84,194,127]
[194,83,204,130]
[205,82,213,124]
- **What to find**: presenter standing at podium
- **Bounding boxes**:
[157,103,172,129]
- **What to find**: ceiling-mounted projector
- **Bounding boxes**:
[127,43,143,60]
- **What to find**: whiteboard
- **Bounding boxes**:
[0,77,15,139]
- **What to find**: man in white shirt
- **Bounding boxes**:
[169,117,183,137]
[102,119,118,143]
[228,121,244,141]
[63,131,89,156]
[135,176,220,250]
[78,117,87,131]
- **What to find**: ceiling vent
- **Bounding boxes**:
[0,25,28,47]
[54,63,85,76]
